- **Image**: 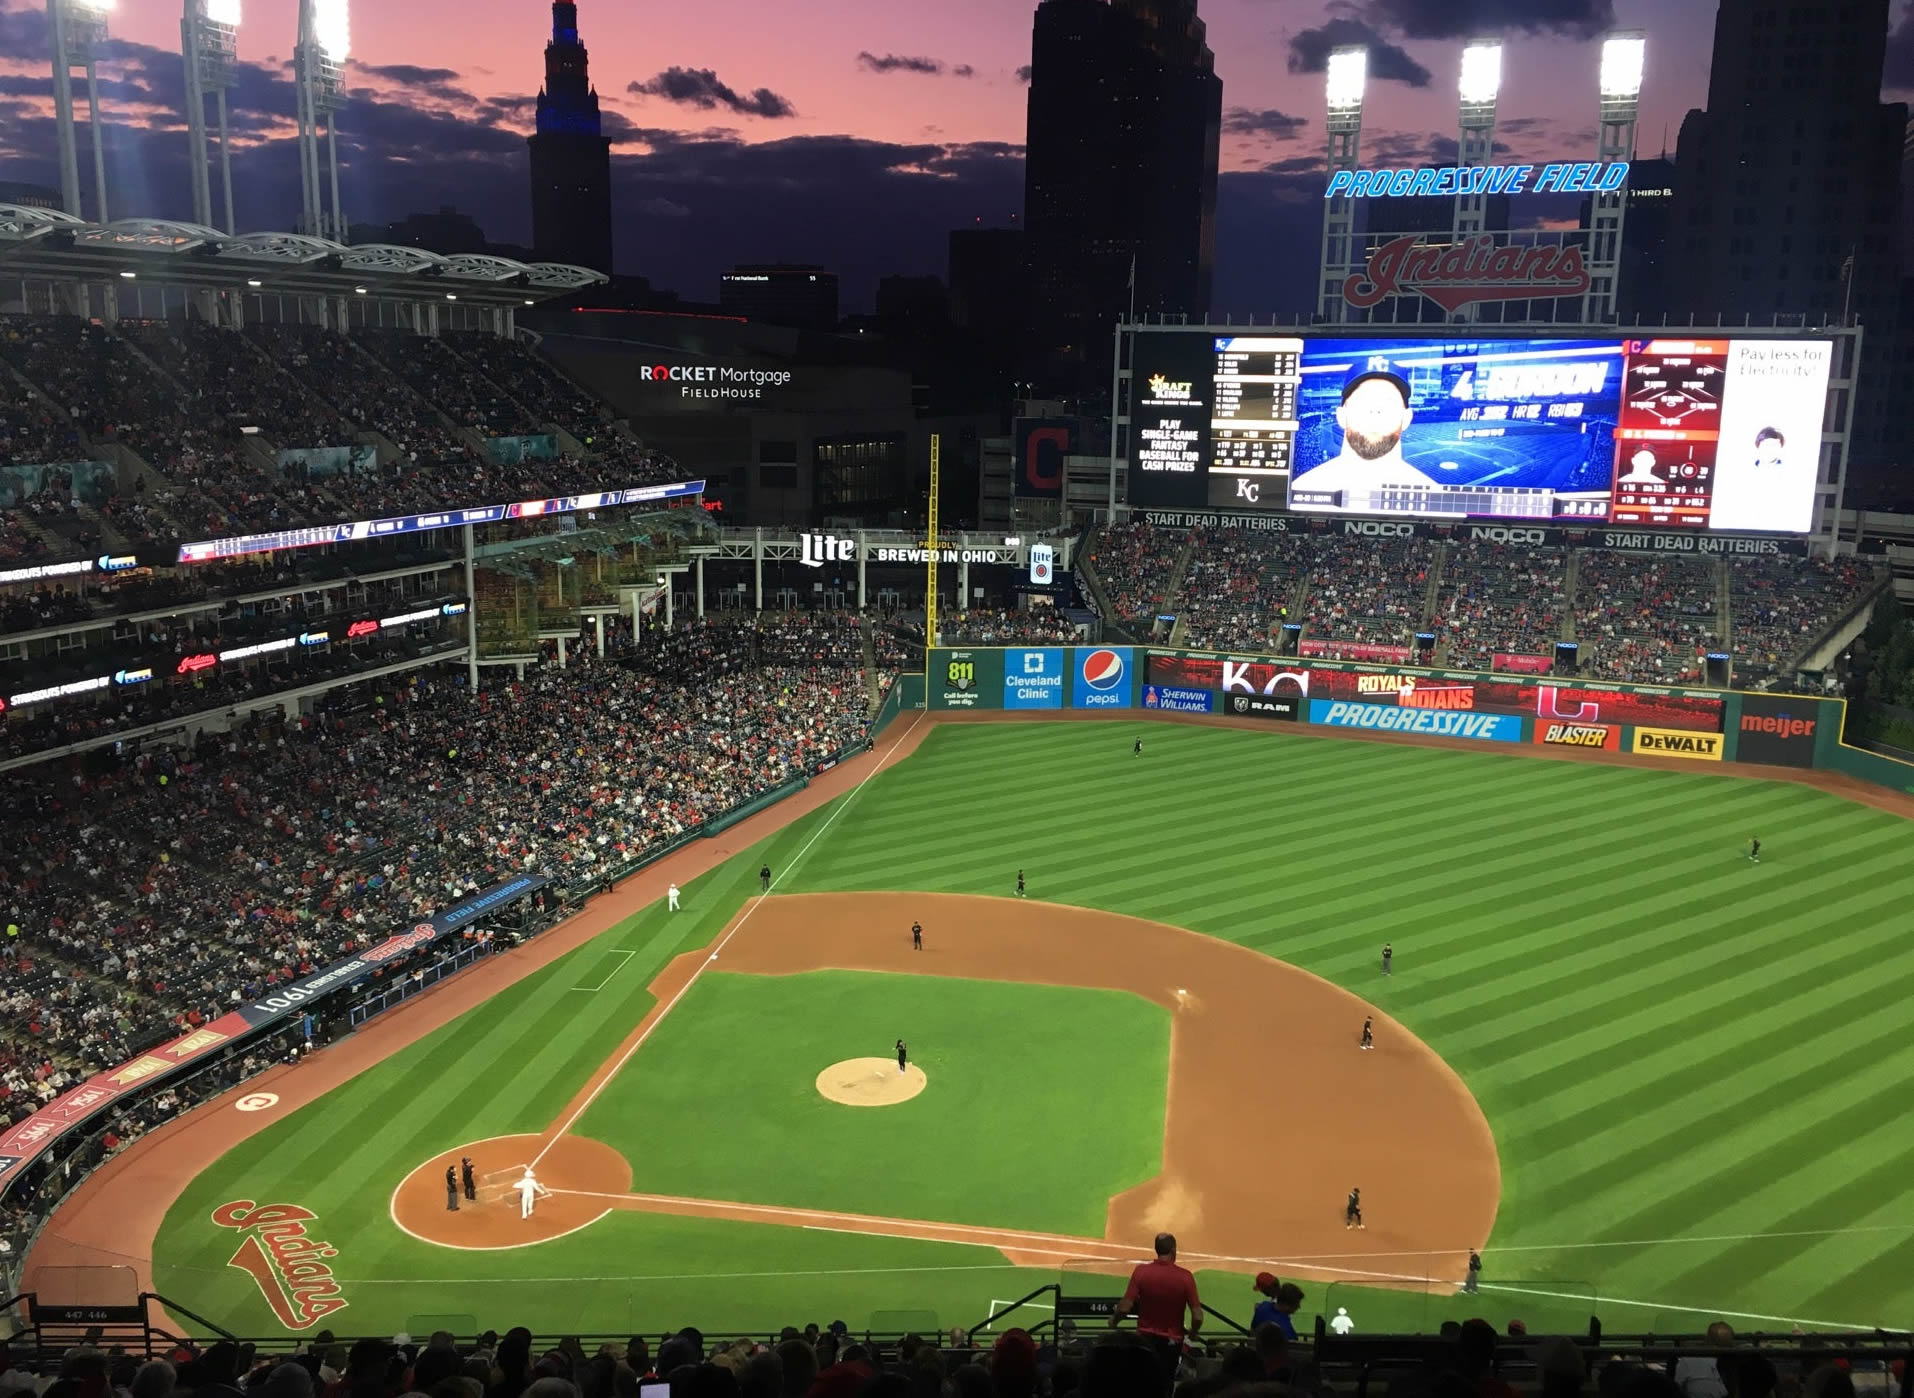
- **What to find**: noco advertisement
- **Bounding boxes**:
[1128,333,1832,533]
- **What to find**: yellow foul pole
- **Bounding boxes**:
[925,433,941,654]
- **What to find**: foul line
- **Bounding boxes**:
[1479,1281,1882,1334]
[529,709,927,1171]
[571,949,634,993]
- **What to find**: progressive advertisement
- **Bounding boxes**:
[1310,699,1521,741]
[1143,653,1723,732]
[1125,333,1832,532]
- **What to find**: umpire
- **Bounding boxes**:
[461,1156,476,1202]
[760,863,772,893]
[445,1165,459,1212]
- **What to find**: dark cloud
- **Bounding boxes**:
[953,64,977,78]
[1223,107,1308,141]
[627,67,796,119]
[1286,18,1432,88]
[1887,5,1914,90]
[350,61,463,87]
[1361,0,1615,41]
[857,52,948,76]
[1016,65,1033,83]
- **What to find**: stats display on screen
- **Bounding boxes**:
[1127,333,1832,533]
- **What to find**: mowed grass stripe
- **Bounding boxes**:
[151,720,1914,1332]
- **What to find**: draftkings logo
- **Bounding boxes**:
[212,1201,349,1330]
[1145,374,1194,402]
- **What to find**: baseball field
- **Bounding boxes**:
[31,714,1914,1339]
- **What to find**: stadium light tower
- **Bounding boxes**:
[1317,45,1368,323]
[48,0,114,222]
[295,0,349,241]
[1584,30,1646,323]
[183,0,240,234]
[1451,39,1503,322]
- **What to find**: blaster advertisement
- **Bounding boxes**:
[1534,721,1621,750]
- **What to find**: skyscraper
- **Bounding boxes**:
[528,1,613,274]
[1667,0,1906,485]
[1668,0,1901,322]
[1023,0,1222,377]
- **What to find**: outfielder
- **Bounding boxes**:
[668,883,680,911]
[516,1167,550,1220]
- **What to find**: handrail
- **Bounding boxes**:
[143,1292,238,1342]
[965,1283,1062,1339]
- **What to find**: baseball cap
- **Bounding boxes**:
[1253,1272,1280,1295]
[1342,356,1412,406]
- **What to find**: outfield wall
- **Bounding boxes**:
[923,647,1914,794]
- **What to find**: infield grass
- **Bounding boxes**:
[149,719,1914,1336]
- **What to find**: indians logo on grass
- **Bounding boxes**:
[212,1201,349,1330]
[359,925,438,965]
[1079,649,1125,692]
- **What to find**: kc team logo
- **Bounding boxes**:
[212,1201,349,1330]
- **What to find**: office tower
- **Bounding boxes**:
[528,0,614,274]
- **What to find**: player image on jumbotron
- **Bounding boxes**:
[1286,339,1623,521]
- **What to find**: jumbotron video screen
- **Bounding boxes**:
[1128,333,1832,533]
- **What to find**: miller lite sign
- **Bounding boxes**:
[1344,234,1590,312]
[798,533,855,568]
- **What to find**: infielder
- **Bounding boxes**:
[668,883,680,911]
[1359,1017,1374,1051]
[516,1168,550,1220]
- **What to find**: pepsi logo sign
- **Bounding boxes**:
[1073,648,1131,709]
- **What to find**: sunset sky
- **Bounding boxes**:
[2,0,1910,310]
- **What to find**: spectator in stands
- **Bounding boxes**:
[1111,1232,1201,1385]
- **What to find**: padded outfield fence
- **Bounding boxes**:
[921,645,1914,794]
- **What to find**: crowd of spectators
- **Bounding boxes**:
[446,333,608,442]
[1089,523,1185,622]
[363,332,536,440]
[1302,535,1436,647]
[0,617,872,1076]
[1573,551,1719,683]
[0,315,689,557]
[1177,528,1311,653]
[1728,556,1880,684]
[934,608,1080,647]
[1435,542,1567,671]
[0,1304,1900,1398]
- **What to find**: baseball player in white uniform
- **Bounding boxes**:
[516,1168,549,1220]
[667,884,680,912]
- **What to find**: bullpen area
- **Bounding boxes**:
[27,716,1914,1339]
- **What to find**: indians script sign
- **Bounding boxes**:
[213,1201,350,1329]
[1343,234,1590,312]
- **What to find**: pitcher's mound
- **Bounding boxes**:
[816,1058,927,1106]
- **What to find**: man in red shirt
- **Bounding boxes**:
[1112,1233,1201,1386]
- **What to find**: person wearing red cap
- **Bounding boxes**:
[1112,1233,1201,1386]
[1251,1275,1302,1340]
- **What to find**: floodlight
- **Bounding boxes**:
[313,0,349,62]
[1326,46,1367,111]
[1459,41,1502,106]
[205,0,242,25]
[70,0,115,13]
[1600,33,1646,98]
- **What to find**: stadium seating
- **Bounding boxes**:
[0,616,872,1082]
[1089,524,1883,684]
[1435,540,1567,670]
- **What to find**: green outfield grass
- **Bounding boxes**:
[148,720,1914,1337]
[577,970,1168,1235]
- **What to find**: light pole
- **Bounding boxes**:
[1585,31,1646,323]
[1453,39,1502,323]
[183,0,241,233]
[1316,45,1367,323]
[49,0,114,222]
[295,0,349,241]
